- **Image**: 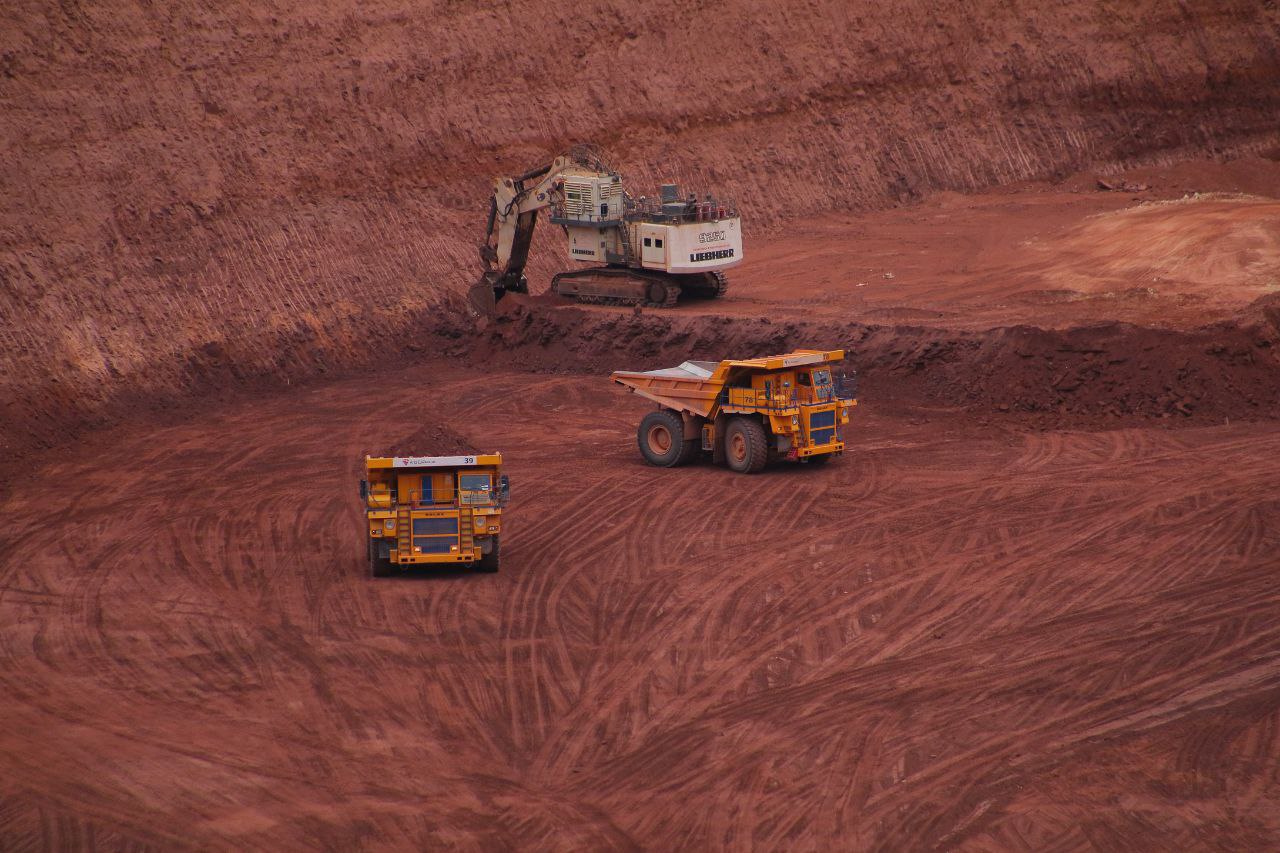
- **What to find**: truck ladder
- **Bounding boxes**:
[396,506,412,557]
[459,510,475,556]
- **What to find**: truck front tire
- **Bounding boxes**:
[369,539,394,577]
[477,536,500,573]
[638,410,695,467]
[724,417,769,474]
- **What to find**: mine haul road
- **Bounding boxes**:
[2,364,1279,848]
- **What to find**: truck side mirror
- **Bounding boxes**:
[499,475,511,505]
[838,370,859,398]
[359,479,368,501]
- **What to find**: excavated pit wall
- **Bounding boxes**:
[466,296,1280,428]
[3,1,1280,459]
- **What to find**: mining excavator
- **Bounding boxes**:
[470,145,742,314]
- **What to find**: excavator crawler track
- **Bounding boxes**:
[709,271,729,298]
[681,271,729,299]
[552,268,684,308]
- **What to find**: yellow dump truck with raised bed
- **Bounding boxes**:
[360,453,509,576]
[612,350,857,473]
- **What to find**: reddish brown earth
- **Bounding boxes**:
[727,161,1280,331]
[4,0,1280,849]
[3,365,1280,848]
[378,423,476,458]
[4,1,1280,461]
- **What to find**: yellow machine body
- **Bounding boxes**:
[611,350,857,471]
[361,453,506,573]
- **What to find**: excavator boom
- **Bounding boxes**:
[469,147,610,314]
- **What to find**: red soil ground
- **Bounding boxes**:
[732,188,1280,331]
[2,363,1279,848]
[4,1,1280,848]
[3,165,1280,846]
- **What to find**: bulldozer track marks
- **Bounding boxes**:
[3,366,1280,848]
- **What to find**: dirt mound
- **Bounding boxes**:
[466,301,1280,427]
[376,423,476,457]
[920,320,1280,423]
[1063,153,1280,197]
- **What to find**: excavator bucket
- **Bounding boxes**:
[467,275,498,317]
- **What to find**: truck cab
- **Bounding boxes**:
[722,359,853,461]
[361,453,509,576]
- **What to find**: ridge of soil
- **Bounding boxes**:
[477,294,1280,427]
[4,289,1277,491]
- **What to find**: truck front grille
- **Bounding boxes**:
[414,537,457,554]
[810,428,835,445]
[809,409,836,428]
[413,517,458,535]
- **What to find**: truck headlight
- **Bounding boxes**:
[384,520,394,530]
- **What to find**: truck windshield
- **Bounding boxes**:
[459,474,490,491]
[814,369,831,385]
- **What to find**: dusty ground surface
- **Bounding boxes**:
[730,191,1280,331]
[1,164,1279,847]
[4,1,1280,848]
[2,365,1279,849]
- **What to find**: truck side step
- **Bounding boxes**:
[395,507,412,557]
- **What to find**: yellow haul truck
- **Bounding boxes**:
[612,350,856,473]
[360,454,509,576]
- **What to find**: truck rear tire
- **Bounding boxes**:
[369,539,394,577]
[477,536,500,573]
[638,410,693,467]
[724,417,769,474]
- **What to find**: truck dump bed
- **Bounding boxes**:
[610,360,723,415]
[611,350,843,415]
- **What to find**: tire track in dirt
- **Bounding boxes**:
[563,569,1280,847]
[2,365,1278,847]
